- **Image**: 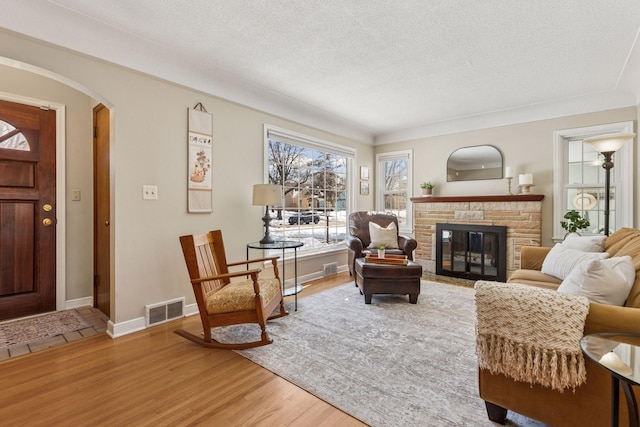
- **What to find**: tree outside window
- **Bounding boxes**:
[267,138,349,252]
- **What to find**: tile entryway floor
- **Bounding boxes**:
[0,306,109,361]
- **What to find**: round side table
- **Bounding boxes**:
[581,333,640,427]
[247,240,304,311]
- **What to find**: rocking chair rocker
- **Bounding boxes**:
[175,229,288,349]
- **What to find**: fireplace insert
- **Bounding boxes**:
[436,223,507,282]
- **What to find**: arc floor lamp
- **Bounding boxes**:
[584,132,635,236]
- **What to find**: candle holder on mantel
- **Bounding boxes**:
[519,184,535,194]
[518,173,534,194]
[504,166,514,195]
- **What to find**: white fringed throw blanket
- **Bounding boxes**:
[475,281,590,392]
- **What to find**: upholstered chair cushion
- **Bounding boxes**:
[206,278,280,314]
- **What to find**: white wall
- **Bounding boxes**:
[1,27,636,331]
[0,29,374,328]
[376,108,638,246]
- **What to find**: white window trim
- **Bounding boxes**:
[263,124,356,256]
[375,149,413,233]
[553,121,634,239]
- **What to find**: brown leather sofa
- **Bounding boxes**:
[346,211,417,276]
[479,227,640,426]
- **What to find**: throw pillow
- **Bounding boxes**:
[562,234,607,252]
[558,256,636,306]
[367,222,398,249]
[541,244,609,280]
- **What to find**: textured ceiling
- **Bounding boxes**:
[1,1,640,144]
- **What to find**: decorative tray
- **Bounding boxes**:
[364,254,409,265]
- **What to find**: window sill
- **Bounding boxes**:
[267,243,347,262]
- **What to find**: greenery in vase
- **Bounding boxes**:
[378,245,385,250]
[420,181,435,189]
[560,210,590,233]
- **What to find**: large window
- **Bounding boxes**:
[264,125,354,253]
[376,150,413,232]
[553,121,634,238]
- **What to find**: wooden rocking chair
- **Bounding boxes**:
[175,229,288,349]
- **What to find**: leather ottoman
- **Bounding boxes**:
[354,257,423,304]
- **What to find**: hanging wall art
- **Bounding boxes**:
[187,103,213,213]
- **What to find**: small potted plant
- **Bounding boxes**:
[560,210,590,238]
[420,181,435,196]
[377,245,385,258]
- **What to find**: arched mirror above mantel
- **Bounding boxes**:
[447,145,503,182]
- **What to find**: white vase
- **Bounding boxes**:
[377,249,385,258]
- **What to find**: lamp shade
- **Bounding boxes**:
[584,132,635,153]
[252,184,282,206]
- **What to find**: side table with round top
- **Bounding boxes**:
[354,257,423,304]
[581,333,640,427]
[247,240,304,311]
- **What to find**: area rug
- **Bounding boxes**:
[422,272,477,288]
[0,310,90,350]
[215,281,547,427]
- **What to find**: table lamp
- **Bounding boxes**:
[253,184,282,244]
[584,132,635,236]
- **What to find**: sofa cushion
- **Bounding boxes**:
[562,234,606,252]
[603,228,640,308]
[507,269,561,290]
[558,256,636,306]
[367,222,398,249]
[541,244,609,280]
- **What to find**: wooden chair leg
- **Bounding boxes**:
[260,325,269,343]
[268,299,289,320]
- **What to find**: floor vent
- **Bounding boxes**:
[145,297,185,327]
[323,262,338,277]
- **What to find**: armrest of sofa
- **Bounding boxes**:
[519,246,552,270]
[584,302,640,335]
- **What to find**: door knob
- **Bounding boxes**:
[43,218,53,227]
[105,220,110,227]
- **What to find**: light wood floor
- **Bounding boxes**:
[0,272,366,426]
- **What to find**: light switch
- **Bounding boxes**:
[143,185,158,200]
[71,189,81,201]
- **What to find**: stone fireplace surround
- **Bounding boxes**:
[411,194,544,279]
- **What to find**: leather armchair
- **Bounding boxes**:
[346,211,417,275]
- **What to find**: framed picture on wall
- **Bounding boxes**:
[360,166,369,180]
[360,181,369,195]
[187,106,213,213]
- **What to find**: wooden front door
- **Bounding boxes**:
[93,104,110,317]
[0,99,56,320]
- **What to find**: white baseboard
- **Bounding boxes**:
[107,305,199,338]
[65,296,93,309]
[184,303,199,316]
[105,264,348,339]
[296,264,350,285]
[106,317,146,338]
